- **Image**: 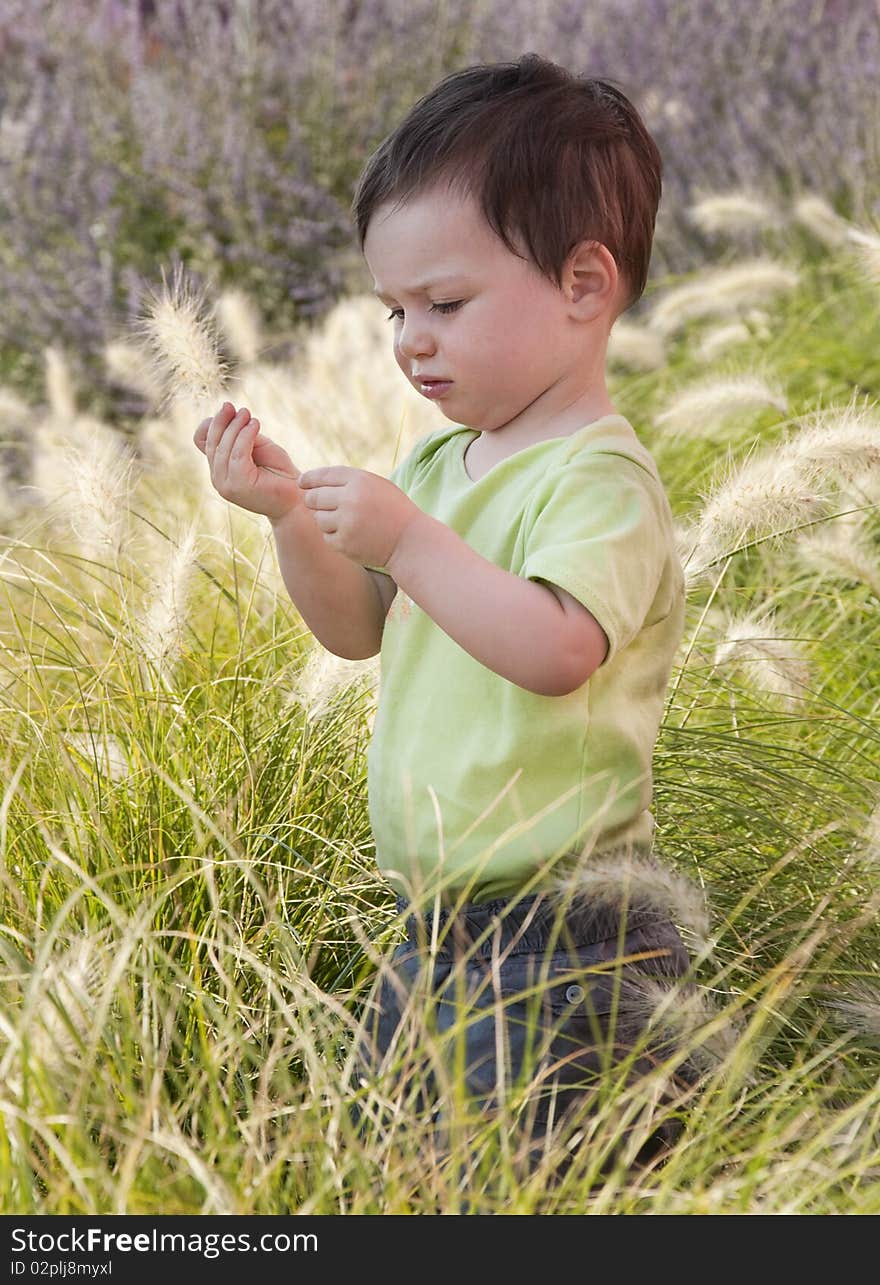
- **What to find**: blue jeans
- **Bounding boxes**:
[356,888,700,1172]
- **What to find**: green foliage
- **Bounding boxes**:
[1,171,879,1212]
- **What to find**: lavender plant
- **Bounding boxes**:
[1,0,878,420]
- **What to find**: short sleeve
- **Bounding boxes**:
[520,453,671,666]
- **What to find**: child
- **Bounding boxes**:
[194,54,698,1173]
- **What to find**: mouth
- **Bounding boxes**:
[415,378,453,399]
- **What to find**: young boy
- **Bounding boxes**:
[194,54,697,1170]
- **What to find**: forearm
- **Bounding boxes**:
[270,507,384,659]
[386,513,585,696]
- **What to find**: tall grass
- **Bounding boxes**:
[0,190,879,1212]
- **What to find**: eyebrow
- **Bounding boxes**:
[372,276,465,302]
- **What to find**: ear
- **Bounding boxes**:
[562,240,620,320]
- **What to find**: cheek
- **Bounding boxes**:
[504,311,558,374]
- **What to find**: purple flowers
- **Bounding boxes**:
[1,0,877,415]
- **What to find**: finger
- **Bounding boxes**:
[302,486,338,511]
[229,417,260,454]
[205,401,238,454]
[313,511,338,534]
[213,406,252,473]
[298,467,350,489]
[232,416,258,438]
[193,417,211,450]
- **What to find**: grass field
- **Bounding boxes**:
[1,182,878,1211]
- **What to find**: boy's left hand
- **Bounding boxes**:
[297,466,421,567]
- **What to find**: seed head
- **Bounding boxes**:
[138,265,229,409]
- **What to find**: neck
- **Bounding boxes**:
[483,384,619,454]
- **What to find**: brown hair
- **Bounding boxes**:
[351,53,662,312]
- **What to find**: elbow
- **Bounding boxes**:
[326,640,382,661]
[528,635,608,698]
[529,663,597,698]
[525,585,609,696]
[316,626,383,661]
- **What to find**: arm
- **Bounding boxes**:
[270,507,393,659]
[386,511,608,697]
[194,403,392,659]
[295,462,607,692]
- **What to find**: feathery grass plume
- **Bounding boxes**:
[27,413,136,548]
[104,340,164,405]
[785,397,880,486]
[607,320,666,371]
[863,801,880,873]
[13,934,109,1086]
[646,260,800,337]
[860,469,880,505]
[138,264,229,409]
[133,519,200,680]
[680,452,828,581]
[681,398,880,578]
[744,308,773,340]
[62,731,131,784]
[61,426,137,557]
[697,321,752,362]
[794,516,880,596]
[28,413,89,508]
[826,982,880,1043]
[845,224,880,287]
[867,803,880,852]
[215,288,264,365]
[136,412,186,474]
[547,851,711,949]
[616,975,740,1077]
[44,345,77,421]
[688,191,779,236]
[832,490,880,528]
[713,609,811,708]
[792,194,852,248]
[655,374,788,438]
[846,801,880,874]
[286,643,380,723]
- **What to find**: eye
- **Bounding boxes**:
[384,300,464,322]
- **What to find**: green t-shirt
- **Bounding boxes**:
[366,415,685,906]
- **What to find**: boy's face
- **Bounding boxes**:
[363,183,593,434]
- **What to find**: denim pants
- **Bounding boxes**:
[356,888,700,1171]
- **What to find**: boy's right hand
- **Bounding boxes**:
[193,402,303,523]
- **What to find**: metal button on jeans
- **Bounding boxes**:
[565,983,585,1004]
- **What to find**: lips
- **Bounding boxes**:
[415,377,453,399]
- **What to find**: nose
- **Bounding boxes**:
[396,314,437,360]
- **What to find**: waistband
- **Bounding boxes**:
[394,891,663,961]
